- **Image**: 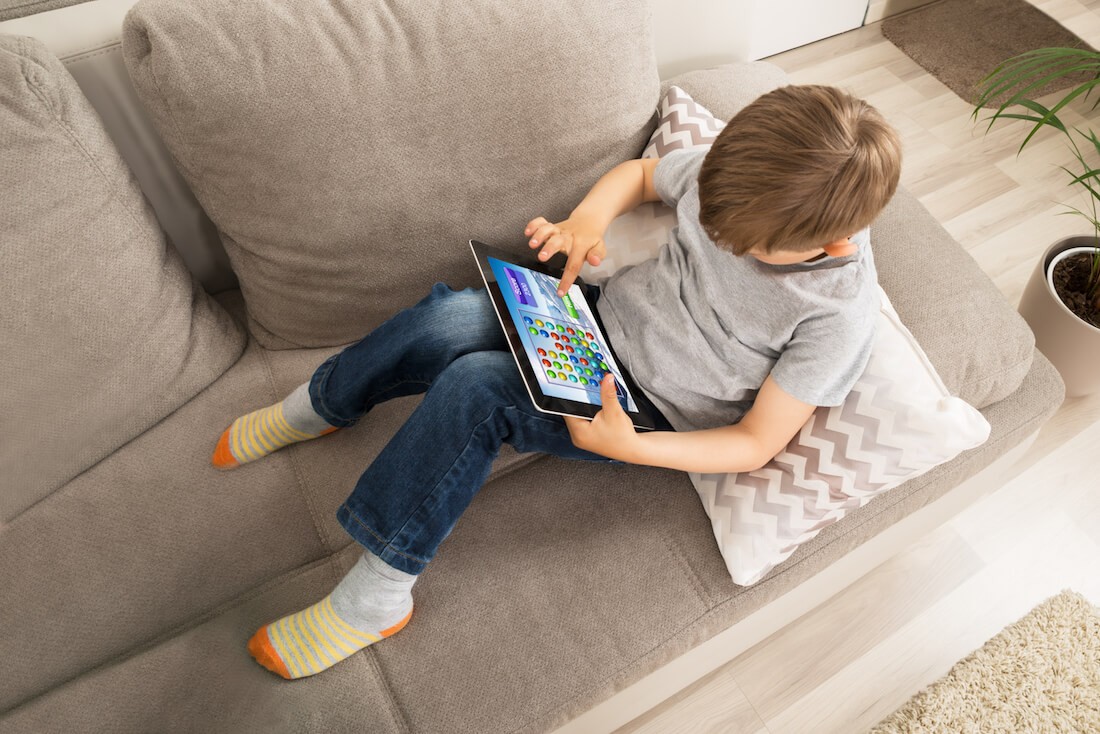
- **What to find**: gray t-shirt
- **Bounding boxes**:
[597,149,880,432]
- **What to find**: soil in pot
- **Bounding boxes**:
[1051,252,1100,328]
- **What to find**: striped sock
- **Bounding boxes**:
[213,382,338,470]
[249,553,416,679]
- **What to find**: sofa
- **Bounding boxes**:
[0,0,1065,732]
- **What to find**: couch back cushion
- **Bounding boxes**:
[122,0,659,349]
[0,33,246,523]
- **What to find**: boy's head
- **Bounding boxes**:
[697,84,902,257]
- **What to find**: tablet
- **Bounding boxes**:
[470,240,656,431]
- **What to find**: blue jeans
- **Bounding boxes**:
[307,283,670,575]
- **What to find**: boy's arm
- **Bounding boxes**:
[526,157,661,295]
[565,374,816,474]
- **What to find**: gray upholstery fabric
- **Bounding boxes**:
[874,188,1035,408]
[0,34,245,524]
[122,0,660,350]
[0,289,539,714]
[64,46,240,295]
[0,334,326,711]
[1,547,408,733]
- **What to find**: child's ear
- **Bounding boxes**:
[822,237,858,258]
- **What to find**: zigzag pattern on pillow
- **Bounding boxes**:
[642,87,726,158]
[690,294,990,586]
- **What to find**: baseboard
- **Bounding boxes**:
[553,430,1039,734]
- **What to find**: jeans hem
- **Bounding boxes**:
[308,355,360,429]
[336,503,427,576]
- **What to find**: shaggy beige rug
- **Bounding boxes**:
[871,590,1100,733]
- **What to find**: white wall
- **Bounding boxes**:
[653,0,870,79]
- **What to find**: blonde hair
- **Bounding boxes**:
[697,85,902,255]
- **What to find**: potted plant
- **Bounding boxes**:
[975,48,1100,397]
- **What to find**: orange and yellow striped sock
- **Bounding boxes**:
[213,383,338,470]
[249,553,416,679]
[248,595,413,679]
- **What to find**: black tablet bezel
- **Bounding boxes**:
[470,239,657,431]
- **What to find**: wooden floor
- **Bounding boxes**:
[617,2,1100,732]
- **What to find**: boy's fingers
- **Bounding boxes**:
[525,217,548,239]
[531,223,560,249]
[562,415,587,445]
[559,248,587,294]
[600,374,621,411]
[585,241,606,266]
[539,232,570,261]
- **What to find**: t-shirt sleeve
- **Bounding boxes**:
[769,302,879,407]
[653,149,707,207]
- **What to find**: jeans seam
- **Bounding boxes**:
[381,406,506,563]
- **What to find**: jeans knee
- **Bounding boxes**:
[435,352,518,403]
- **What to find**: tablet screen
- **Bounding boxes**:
[486,256,639,413]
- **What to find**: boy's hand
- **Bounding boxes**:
[563,375,640,461]
[524,215,607,296]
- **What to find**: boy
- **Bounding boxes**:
[215,84,902,679]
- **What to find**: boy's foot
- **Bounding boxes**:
[213,383,338,470]
[248,595,413,679]
[249,552,417,679]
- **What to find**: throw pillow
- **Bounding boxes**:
[690,289,991,586]
[0,34,246,523]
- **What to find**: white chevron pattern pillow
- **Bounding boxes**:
[690,290,991,586]
[582,86,724,282]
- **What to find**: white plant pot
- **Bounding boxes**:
[1018,236,1100,397]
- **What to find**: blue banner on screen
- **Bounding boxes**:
[487,256,637,412]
